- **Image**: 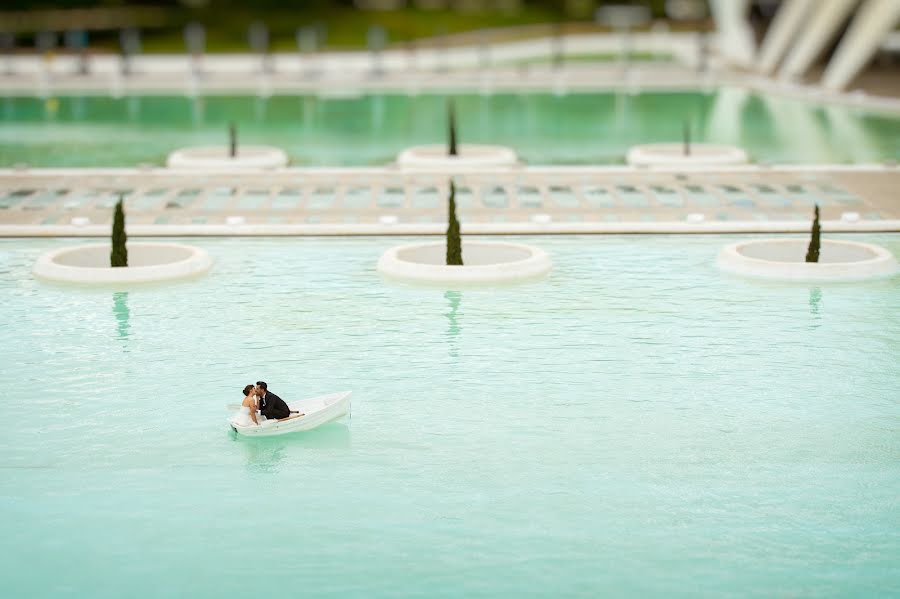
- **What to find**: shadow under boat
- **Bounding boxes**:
[233,420,351,451]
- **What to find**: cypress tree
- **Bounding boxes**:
[229,122,237,158]
[111,195,128,267]
[683,119,691,156]
[448,101,458,157]
[446,180,463,266]
[805,204,821,263]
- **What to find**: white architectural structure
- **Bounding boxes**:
[396,145,519,170]
[710,0,756,67]
[823,0,900,90]
[626,143,749,167]
[33,242,212,284]
[757,0,817,74]
[377,241,552,284]
[779,0,858,81]
[716,238,898,281]
[757,0,900,89]
[167,146,288,170]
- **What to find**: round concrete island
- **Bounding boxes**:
[166,145,288,170]
[396,144,518,170]
[33,242,212,284]
[377,241,552,284]
[626,143,748,167]
[716,239,898,282]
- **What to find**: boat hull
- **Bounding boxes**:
[230,391,351,437]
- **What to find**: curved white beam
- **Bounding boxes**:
[823,0,900,90]
[710,0,756,67]
[757,0,817,74]
[780,0,860,80]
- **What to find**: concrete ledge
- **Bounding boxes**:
[397,144,519,170]
[167,145,288,170]
[33,242,212,284]
[3,220,899,238]
[377,240,552,284]
[2,163,898,178]
[716,238,898,281]
[627,143,749,167]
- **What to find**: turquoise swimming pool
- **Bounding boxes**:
[1,235,898,596]
[2,89,899,167]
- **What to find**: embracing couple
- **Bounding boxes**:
[234,381,300,427]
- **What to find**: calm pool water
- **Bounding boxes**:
[1,235,899,597]
[2,89,899,167]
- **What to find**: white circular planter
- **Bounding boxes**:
[377,241,552,284]
[627,143,749,167]
[716,239,898,282]
[396,144,518,170]
[166,145,288,170]
[34,242,212,284]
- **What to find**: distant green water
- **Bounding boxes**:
[1,89,899,167]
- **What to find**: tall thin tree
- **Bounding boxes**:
[229,122,237,158]
[111,195,128,267]
[446,180,463,266]
[805,204,821,263]
[448,101,458,157]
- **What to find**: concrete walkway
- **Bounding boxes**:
[1,165,897,236]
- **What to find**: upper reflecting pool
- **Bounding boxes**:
[2,89,899,167]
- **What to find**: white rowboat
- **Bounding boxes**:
[228,391,351,437]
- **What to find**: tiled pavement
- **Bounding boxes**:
[0,167,897,234]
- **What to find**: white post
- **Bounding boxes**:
[709,0,756,67]
[779,0,859,81]
[822,0,900,90]
[757,0,816,74]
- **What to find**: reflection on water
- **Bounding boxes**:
[254,96,267,122]
[445,290,462,358]
[191,97,204,126]
[614,92,628,136]
[706,87,748,145]
[237,423,351,473]
[113,291,130,341]
[371,93,385,130]
[239,435,288,474]
[43,97,59,121]
[72,96,85,121]
[127,96,140,122]
[478,94,490,131]
[809,287,822,326]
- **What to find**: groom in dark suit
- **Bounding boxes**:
[256,381,291,420]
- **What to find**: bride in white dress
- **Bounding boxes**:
[231,384,260,427]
